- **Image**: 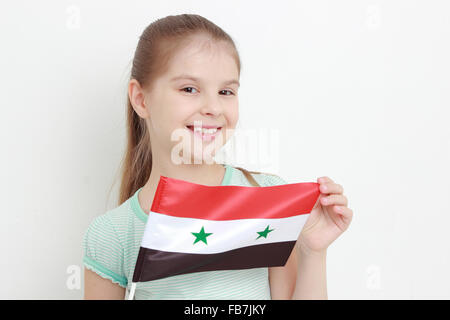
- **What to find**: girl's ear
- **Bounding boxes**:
[129,79,150,119]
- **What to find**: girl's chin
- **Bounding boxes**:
[179,150,220,165]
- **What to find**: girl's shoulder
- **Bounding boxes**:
[88,197,133,228]
[83,195,138,247]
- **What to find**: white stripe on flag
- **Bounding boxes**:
[141,211,310,254]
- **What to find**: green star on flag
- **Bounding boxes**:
[256,225,275,240]
[191,226,213,245]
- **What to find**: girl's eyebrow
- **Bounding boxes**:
[170,74,240,87]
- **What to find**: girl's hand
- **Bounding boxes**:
[297,176,353,255]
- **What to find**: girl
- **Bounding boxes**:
[83,14,353,300]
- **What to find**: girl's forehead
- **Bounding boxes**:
[162,43,238,80]
[173,39,233,64]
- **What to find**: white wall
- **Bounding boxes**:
[1,0,449,299]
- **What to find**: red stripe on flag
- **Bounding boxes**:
[149,175,320,221]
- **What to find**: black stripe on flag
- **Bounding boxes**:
[132,240,296,282]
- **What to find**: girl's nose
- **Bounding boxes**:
[199,96,223,116]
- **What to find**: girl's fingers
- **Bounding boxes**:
[334,206,353,221]
[318,176,334,184]
[321,194,348,206]
[319,182,344,194]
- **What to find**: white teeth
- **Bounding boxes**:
[192,127,218,134]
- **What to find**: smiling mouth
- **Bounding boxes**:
[185,125,223,140]
[185,125,222,130]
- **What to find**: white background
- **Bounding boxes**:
[1,0,449,299]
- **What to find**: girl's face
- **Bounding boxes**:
[143,35,240,164]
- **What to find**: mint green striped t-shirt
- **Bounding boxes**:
[82,164,287,300]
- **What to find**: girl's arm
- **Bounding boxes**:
[268,242,328,300]
[268,243,299,299]
[291,246,328,300]
[84,268,126,300]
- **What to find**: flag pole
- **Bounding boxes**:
[128,282,136,300]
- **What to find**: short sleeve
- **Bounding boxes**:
[82,214,128,288]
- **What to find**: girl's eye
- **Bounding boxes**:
[220,90,235,96]
[181,87,235,95]
[182,87,198,94]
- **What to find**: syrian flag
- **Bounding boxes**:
[128,174,320,299]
